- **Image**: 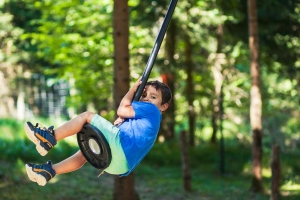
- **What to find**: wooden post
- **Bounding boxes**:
[271,144,280,200]
[180,130,192,191]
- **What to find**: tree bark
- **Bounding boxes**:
[160,20,176,140]
[271,144,280,200]
[184,34,195,147]
[219,86,225,175]
[248,0,264,193]
[210,24,223,144]
[114,174,139,200]
[180,130,192,191]
[113,0,138,199]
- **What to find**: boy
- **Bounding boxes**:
[25,79,172,186]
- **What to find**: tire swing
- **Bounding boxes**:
[77,0,178,170]
[77,124,111,169]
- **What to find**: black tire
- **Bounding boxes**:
[77,124,112,169]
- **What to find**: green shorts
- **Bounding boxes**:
[90,114,129,175]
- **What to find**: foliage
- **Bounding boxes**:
[18,0,115,113]
[1,0,300,132]
[2,0,300,196]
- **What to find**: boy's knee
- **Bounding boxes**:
[78,150,87,161]
[75,150,87,164]
[81,111,95,124]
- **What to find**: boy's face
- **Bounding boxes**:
[140,85,169,113]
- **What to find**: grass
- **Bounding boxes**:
[0,118,300,199]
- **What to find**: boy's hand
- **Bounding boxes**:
[131,78,142,92]
[114,117,124,126]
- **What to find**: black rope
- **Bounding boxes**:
[133,0,178,101]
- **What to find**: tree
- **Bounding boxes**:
[184,32,195,146]
[210,24,224,144]
[248,0,264,193]
[112,0,138,199]
[160,20,176,140]
[271,144,280,200]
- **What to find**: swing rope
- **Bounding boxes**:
[133,0,178,101]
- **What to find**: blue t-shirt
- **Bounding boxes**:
[118,101,161,176]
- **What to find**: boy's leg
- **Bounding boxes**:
[54,111,95,141]
[26,150,87,186]
[25,111,95,156]
[52,150,87,174]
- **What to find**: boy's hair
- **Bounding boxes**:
[146,80,172,105]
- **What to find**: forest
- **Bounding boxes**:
[0,0,300,199]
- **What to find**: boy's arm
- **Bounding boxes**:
[117,79,142,118]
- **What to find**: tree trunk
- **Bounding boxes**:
[219,86,225,175]
[114,174,139,200]
[210,24,223,144]
[17,86,25,120]
[184,34,195,147]
[210,114,218,144]
[0,63,16,118]
[296,74,300,106]
[248,0,264,193]
[271,144,280,200]
[113,0,138,199]
[160,20,176,140]
[180,130,192,191]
